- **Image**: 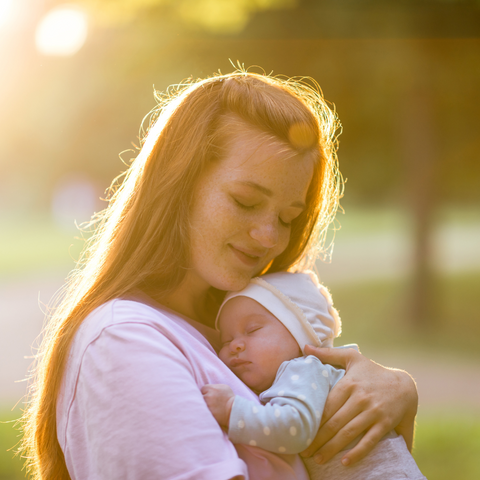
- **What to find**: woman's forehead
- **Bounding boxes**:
[226,126,298,165]
[217,133,314,197]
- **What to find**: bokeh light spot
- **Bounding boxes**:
[35,4,88,56]
[0,0,14,27]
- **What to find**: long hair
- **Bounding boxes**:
[21,70,342,479]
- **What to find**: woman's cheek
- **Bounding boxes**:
[268,227,291,261]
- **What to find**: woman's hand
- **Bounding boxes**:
[301,345,418,466]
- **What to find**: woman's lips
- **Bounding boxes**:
[229,244,264,267]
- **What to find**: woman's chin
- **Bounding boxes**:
[208,271,254,293]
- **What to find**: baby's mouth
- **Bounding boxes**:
[230,358,251,368]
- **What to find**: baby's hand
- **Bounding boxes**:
[201,384,235,428]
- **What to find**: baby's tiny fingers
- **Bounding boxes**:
[201,384,213,394]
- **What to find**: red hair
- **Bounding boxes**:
[21,70,342,479]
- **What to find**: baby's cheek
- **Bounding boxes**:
[218,347,229,364]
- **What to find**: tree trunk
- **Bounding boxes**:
[401,83,438,329]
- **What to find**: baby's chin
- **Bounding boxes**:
[240,373,274,394]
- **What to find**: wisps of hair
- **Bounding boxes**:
[20,66,342,479]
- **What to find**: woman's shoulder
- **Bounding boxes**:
[78,297,177,339]
[71,297,213,361]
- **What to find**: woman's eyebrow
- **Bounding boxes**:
[235,181,306,209]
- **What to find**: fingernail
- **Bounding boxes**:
[314,454,323,464]
[341,457,350,466]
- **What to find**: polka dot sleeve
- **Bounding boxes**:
[228,356,345,454]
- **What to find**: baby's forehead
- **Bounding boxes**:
[218,296,279,329]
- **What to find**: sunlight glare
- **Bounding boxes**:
[0,0,14,27]
[35,4,88,56]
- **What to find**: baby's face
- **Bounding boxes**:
[218,296,301,392]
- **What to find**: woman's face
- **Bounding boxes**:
[188,124,314,293]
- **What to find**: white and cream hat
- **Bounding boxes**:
[215,271,342,353]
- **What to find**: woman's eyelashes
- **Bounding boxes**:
[233,197,257,210]
[232,196,295,228]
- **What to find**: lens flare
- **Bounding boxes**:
[35,4,88,56]
[0,0,14,27]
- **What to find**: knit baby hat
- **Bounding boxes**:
[216,271,342,353]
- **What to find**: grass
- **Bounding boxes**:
[0,409,24,480]
[1,408,479,479]
[1,208,479,477]
[0,214,85,280]
[413,413,480,480]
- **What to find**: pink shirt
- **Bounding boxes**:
[57,296,309,480]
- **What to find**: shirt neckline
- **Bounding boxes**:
[125,289,222,353]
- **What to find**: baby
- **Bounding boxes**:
[202,271,426,480]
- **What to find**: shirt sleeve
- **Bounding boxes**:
[65,321,248,480]
[228,356,342,455]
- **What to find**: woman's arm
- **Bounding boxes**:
[300,345,418,466]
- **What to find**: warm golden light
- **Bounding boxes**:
[35,4,88,56]
[0,0,14,27]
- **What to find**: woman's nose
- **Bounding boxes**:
[249,218,278,249]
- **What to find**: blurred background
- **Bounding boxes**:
[1,0,479,478]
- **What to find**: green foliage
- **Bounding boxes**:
[414,414,480,480]
[5,2,480,211]
[78,0,298,32]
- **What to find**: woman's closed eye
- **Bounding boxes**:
[279,217,291,228]
[234,198,299,228]
[279,206,304,227]
[233,197,258,210]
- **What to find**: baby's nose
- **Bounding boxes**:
[230,339,245,352]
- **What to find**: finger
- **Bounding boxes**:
[312,410,374,464]
[319,375,353,426]
[201,385,212,394]
[317,399,364,448]
[304,345,358,369]
[301,392,359,458]
[339,423,387,466]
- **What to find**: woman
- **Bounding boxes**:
[22,72,418,479]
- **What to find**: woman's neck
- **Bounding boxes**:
[153,272,215,327]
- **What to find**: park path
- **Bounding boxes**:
[1,271,480,416]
